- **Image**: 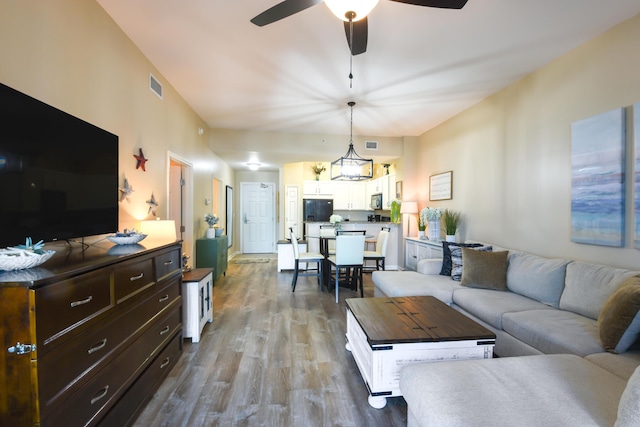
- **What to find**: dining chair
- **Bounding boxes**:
[290,228,325,292]
[319,227,337,255]
[365,226,391,250]
[327,235,366,303]
[337,230,367,235]
[364,229,389,271]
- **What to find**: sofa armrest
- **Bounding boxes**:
[417,258,443,275]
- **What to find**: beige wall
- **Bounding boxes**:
[412,13,640,269]
[0,0,234,259]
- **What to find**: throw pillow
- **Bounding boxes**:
[598,275,640,354]
[439,242,483,276]
[460,248,508,291]
[450,245,492,281]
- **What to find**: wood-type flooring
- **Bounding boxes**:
[132,255,408,427]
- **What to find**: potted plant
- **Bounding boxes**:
[417,212,427,239]
[204,213,221,238]
[420,207,443,241]
[443,209,461,242]
[311,163,326,181]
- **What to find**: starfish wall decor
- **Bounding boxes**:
[118,177,134,202]
[134,148,148,171]
[146,192,158,216]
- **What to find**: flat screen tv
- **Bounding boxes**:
[0,82,119,248]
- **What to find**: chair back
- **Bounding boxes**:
[381,226,391,232]
[376,230,389,256]
[335,235,365,265]
[289,228,300,260]
[320,227,336,251]
[337,230,366,235]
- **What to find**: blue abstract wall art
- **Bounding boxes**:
[571,108,625,247]
[634,103,640,249]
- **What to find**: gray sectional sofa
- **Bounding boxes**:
[372,244,640,426]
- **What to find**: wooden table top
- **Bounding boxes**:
[346,296,496,345]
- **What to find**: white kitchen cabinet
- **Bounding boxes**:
[334,181,367,210]
[405,237,443,271]
[381,173,396,208]
[303,180,334,197]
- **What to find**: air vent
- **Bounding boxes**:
[365,140,378,150]
[149,73,163,99]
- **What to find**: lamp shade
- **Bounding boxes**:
[400,201,418,214]
[140,219,177,242]
[324,0,379,21]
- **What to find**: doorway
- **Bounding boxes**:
[168,152,193,263]
[241,182,276,253]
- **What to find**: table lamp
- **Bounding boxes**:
[140,219,177,242]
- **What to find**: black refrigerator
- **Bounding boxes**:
[303,199,333,222]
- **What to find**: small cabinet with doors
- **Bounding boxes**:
[195,236,228,281]
[181,268,213,343]
[405,237,443,271]
[333,181,368,210]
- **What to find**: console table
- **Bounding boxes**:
[404,237,443,270]
[0,240,183,426]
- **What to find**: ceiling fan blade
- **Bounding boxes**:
[343,17,368,56]
[251,0,324,26]
[387,0,469,9]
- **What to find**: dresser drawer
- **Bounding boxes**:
[42,307,182,427]
[35,269,114,348]
[37,277,181,411]
[155,247,181,281]
[99,332,182,427]
[114,256,155,303]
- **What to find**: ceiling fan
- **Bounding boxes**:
[250,0,469,55]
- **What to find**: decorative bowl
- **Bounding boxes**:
[0,249,56,271]
[107,233,147,245]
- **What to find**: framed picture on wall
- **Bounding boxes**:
[395,181,403,199]
[429,171,453,201]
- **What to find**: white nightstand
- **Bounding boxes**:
[182,268,213,342]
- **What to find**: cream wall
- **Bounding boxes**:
[413,13,640,270]
[0,0,234,259]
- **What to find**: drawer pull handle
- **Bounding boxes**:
[164,260,173,265]
[90,385,109,405]
[70,296,93,307]
[160,325,170,335]
[87,339,108,355]
[158,294,169,303]
[160,357,170,369]
[130,273,144,281]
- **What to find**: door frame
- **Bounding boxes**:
[167,151,193,262]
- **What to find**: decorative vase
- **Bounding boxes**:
[446,234,456,243]
[334,222,342,234]
[418,230,426,239]
[428,220,440,241]
[215,228,224,237]
[315,174,320,181]
[205,228,216,239]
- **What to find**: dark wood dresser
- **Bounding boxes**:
[0,239,183,426]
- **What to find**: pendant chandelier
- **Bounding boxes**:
[331,101,373,181]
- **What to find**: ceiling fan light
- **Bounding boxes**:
[324,0,379,22]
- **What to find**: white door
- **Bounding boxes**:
[285,185,299,239]
[241,182,275,253]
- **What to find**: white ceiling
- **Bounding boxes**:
[97,0,640,170]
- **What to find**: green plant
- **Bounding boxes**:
[443,209,461,235]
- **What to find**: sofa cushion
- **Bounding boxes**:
[453,289,551,329]
[507,251,571,308]
[460,248,508,290]
[502,309,603,356]
[451,245,492,281]
[560,262,639,320]
[400,354,626,427]
[371,270,462,304]
[439,241,483,276]
[586,350,640,381]
[598,275,640,353]
[616,365,640,427]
